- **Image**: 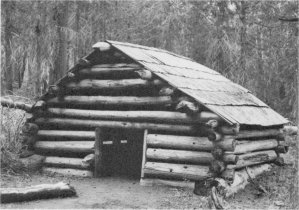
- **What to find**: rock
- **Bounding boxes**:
[274,201,285,207]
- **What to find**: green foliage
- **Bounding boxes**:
[1,0,297,121]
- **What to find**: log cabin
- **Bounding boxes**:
[19,40,290,190]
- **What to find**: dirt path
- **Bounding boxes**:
[1,175,206,209]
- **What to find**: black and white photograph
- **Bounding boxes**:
[0,0,298,209]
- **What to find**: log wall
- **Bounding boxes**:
[26,51,287,186]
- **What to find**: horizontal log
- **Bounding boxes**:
[232,150,277,169]
[34,141,94,155]
[236,129,283,139]
[44,156,91,169]
[140,178,194,189]
[42,167,93,177]
[146,148,236,164]
[40,108,220,124]
[37,130,95,141]
[146,148,213,164]
[144,162,211,181]
[0,182,76,203]
[34,118,209,134]
[47,95,173,106]
[78,64,141,76]
[65,79,163,90]
[146,134,235,151]
[234,139,278,154]
[0,97,32,112]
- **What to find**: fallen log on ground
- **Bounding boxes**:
[0,97,32,112]
[214,164,272,198]
[0,182,76,203]
[39,108,221,124]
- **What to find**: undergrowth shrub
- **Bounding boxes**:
[0,96,32,174]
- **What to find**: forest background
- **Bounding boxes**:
[1,0,298,123]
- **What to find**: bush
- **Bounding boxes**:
[0,96,32,174]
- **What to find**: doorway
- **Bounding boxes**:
[102,128,144,179]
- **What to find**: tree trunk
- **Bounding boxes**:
[239,1,247,73]
[74,1,80,64]
[3,1,15,94]
[51,1,69,85]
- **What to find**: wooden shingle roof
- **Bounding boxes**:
[107,40,288,126]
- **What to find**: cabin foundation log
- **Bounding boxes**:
[146,148,213,164]
[44,156,91,169]
[229,150,277,169]
[42,167,93,177]
[144,162,212,181]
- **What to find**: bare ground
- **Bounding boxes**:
[1,136,298,209]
